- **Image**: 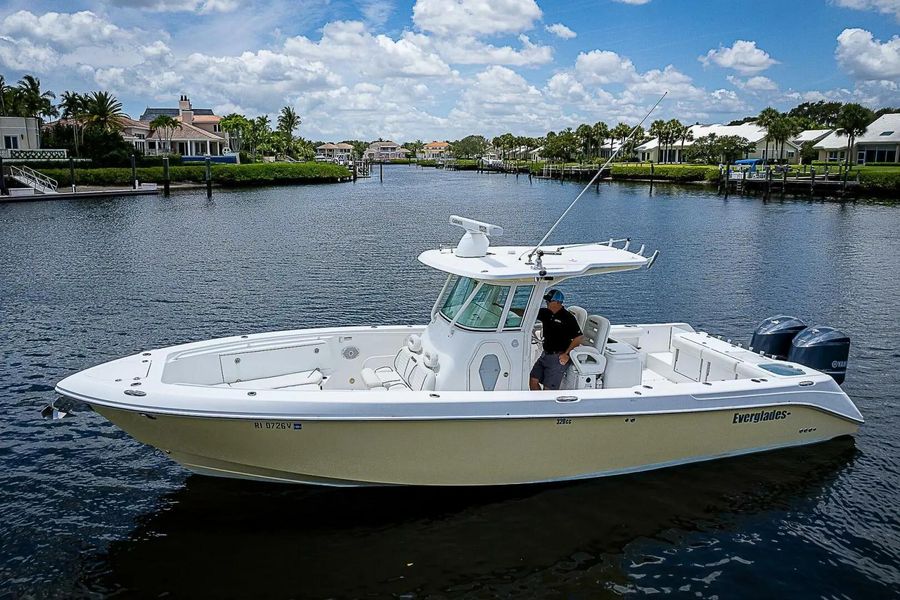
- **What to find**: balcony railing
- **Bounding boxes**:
[0,148,68,160]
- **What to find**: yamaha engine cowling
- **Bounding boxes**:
[750,315,807,359]
[788,326,850,384]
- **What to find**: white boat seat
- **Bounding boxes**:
[226,369,323,390]
[361,347,437,392]
[568,306,588,332]
[361,346,418,389]
[584,314,611,353]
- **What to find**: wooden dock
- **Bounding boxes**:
[0,187,159,203]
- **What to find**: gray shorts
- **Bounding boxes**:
[530,352,570,390]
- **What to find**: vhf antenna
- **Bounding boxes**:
[524,92,667,264]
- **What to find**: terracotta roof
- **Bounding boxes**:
[424,141,450,148]
[190,115,221,123]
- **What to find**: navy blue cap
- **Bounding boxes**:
[544,289,564,303]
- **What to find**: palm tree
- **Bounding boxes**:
[611,123,632,161]
[149,115,179,154]
[648,120,666,163]
[59,91,86,156]
[678,124,693,163]
[756,107,780,163]
[591,122,610,160]
[0,75,8,116]
[277,105,301,140]
[220,113,250,154]
[575,123,593,162]
[17,75,56,120]
[83,91,124,133]
[835,103,874,168]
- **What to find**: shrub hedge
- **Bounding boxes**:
[856,168,900,192]
[39,162,350,187]
[610,164,720,182]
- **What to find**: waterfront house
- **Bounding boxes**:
[316,143,354,164]
[636,123,803,164]
[421,141,450,159]
[812,114,900,164]
[0,116,42,156]
[854,113,900,163]
[364,140,409,161]
[812,113,900,164]
[139,95,228,156]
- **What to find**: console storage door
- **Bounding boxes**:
[468,342,511,391]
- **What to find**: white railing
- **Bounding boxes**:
[0,148,68,160]
[9,164,58,193]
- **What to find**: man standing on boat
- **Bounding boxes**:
[530,289,584,390]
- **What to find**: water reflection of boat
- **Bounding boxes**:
[56,215,862,486]
[77,439,857,598]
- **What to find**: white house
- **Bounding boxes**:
[316,143,354,164]
[140,95,228,156]
[0,116,41,156]
[364,141,409,161]
[636,123,803,164]
[816,114,900,164]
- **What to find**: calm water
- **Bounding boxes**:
[1,166,898,598]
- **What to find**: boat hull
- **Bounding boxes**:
[94,403,858,486]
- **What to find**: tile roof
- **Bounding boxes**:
[139,107,216,121]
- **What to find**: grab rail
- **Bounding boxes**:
[9,164,58,192]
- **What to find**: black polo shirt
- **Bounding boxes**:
[537,307,582,354]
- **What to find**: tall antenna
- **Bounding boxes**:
[525,92,667,264]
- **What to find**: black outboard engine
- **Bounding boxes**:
[750,315,807,359]
[788,327,850,384]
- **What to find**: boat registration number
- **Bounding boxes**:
[253,421,303,431]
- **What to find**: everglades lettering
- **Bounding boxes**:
[732,409,789,424]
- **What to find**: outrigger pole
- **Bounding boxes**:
[525,92,668,264]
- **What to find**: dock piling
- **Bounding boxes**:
[69,157,76,192]
[0,156,5,196]
[131,154,137,190]
[163,157,170,196]
[205,157,212,198]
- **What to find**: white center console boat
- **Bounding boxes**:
[55,215,863,486]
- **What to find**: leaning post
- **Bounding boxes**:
[379,161,383,182]
[205,156,212,199]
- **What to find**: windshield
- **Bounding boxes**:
[439,277,511,330]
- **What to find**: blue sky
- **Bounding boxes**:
[0,0,898,141]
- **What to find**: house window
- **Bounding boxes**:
[787,150,795,158]
[213,124,221,132]
[879,131,894,136]
[3,135,18,149]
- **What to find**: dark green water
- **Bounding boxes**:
[1,166,898,598]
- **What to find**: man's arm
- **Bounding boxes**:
[560,335,584,365]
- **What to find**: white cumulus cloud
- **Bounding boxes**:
[727,75,778,92]
[832,0,900,21]
[700,40,777,74]
[835,28,900,81]
[545,23,576,39]
[412,0,541,36]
